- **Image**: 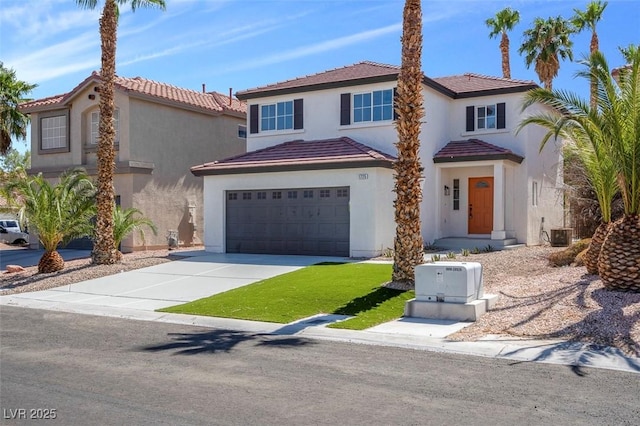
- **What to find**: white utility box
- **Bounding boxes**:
[415,261,483,304]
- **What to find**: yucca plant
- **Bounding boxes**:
[112,206,157,257]
[519,80,617,275]
[6,169,96,273]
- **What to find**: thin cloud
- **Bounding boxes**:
[215,22,403,74]
[5,31,99,83]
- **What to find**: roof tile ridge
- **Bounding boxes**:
[360,60,401,70]
[468,138,511,152]
[462,72,536,85]
[222,140,303,164]
[340,136,394,159]
[238,61,400,93]
[22,92,67,106]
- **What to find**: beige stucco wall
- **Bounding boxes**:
[28,85,246,252]
[123,98,246,250]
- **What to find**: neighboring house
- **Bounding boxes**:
[191,61,564,258]
[20,72,247,252]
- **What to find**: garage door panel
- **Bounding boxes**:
[226,186,349,256]
[286,223,302,238]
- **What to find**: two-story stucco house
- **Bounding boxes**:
[191,61,564,258]
[20,72,247,251]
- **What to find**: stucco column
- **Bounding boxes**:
[434,166,442,239]
[491,162,506,240]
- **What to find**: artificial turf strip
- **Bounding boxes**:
[159,262,409,327]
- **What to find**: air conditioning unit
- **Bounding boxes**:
[550,228,572,247]
[415,261,483,304]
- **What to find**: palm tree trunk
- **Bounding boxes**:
[500,32,510,79]
[598,215,640,292]
[38,250,65,273]
[392,0,424,285]
[584,221,609,275]
[92,0,118,265]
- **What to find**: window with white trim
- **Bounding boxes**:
[353,89,393,123]
[41,114,68,150]
[90,108,120,145]
[238,124,247,139]
[477,105,496,130]
[261,101,293,131]
[465,102,506,132]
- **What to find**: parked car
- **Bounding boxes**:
[0,220,22,233]
[0,225,29,245]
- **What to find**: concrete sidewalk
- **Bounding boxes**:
[2,251,639,374]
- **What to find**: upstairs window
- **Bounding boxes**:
[466,102,505,132]
[90,108,120,145]
[41,115,67,150]
[261,101,292,131]
[250,99,303,134]
[341,89,396,125]
[477,105,496,129]
[238,124,247,139]
[353,89,393,123]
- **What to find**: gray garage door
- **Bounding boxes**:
[226,187,350,256]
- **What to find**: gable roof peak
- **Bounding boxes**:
[20,72,247,115]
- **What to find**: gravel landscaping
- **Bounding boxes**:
[1,244,639,357]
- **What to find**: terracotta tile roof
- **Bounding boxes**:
[20,71,246,116]
[237,61,400,99]
[431,73,537,97]
[191,136,396,176]
[433,139,524,164]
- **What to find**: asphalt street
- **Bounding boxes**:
[1,306,639,425]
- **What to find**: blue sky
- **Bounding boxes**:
[2,0,638,153]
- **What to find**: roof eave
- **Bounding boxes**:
[191,159,394,176]
[433,153,524,164]
[237,74,400,100]
[452,85,538,99]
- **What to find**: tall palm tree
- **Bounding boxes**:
[6,169,96,273]
[519,16,574,90]
[572,1,608,108]
[76,0,165,265]
[485,7,520,79]
[392,0,424,286]
[112,206,157,256]
[0,62,37,155]
[519,85,617,275]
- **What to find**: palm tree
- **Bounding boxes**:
[588,49,640,292]
[112,206,157,257]
[0,62,37,155]
[519,86,617,275]
[519,16,574,90]
[6,169,96,273]
[76,0,165,266]
[571,1,608,108]
[485,7,520,79]
[392,0,424,286]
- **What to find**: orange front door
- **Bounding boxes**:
[468,177,494,234]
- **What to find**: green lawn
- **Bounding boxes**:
[159,262,414,330]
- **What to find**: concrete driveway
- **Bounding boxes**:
[5,251,350,311]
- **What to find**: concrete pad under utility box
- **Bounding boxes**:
[404,294,499,322]
[415,261,483,304]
